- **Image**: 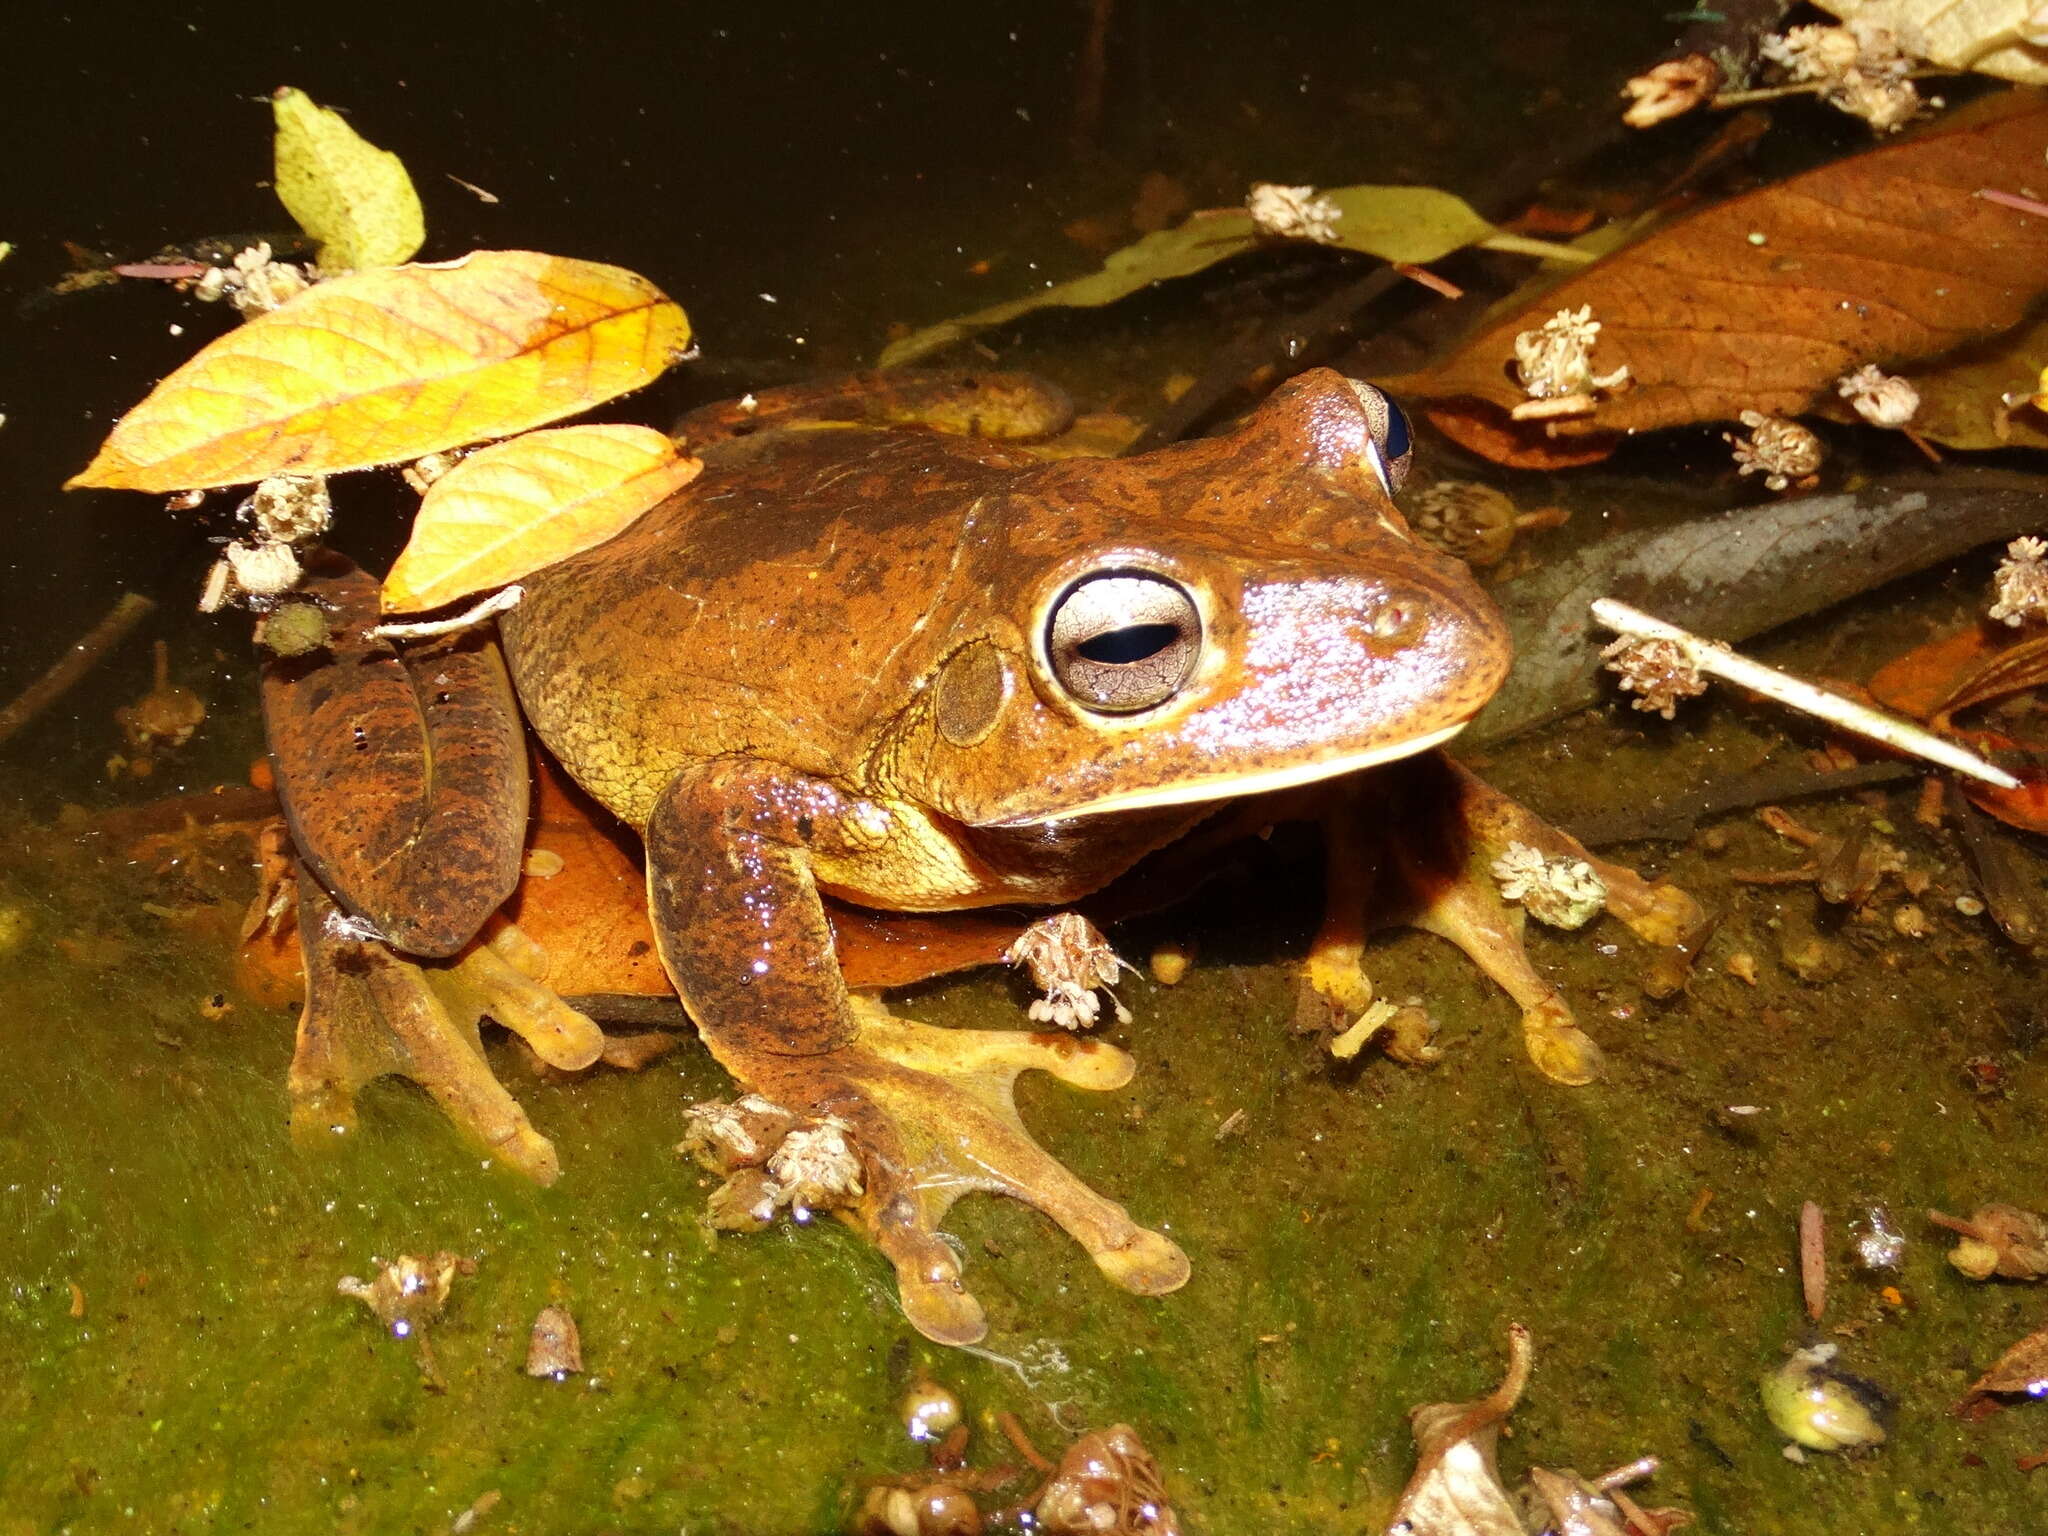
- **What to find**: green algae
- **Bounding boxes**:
[5,621,2048,1535]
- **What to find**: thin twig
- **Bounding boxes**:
[0,591,155,748]
[367,585,523,641]
[1589,599,2021,790]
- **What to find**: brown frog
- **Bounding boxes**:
[266,367,1697,1346]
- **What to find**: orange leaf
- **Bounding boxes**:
[68,250,691,492]
[381,426,702,613]
[1387,95,2048,465]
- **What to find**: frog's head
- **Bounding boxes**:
[884,368,1514,829]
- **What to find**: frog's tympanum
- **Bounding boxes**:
[263,368,1699,1345]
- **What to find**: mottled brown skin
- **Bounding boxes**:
[498,369,1518,1343]
[262,554,528,958]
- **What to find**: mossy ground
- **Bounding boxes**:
[3,573,2046,1534]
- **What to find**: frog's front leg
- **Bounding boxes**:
[645,759,1189,1346]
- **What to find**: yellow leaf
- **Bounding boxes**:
[68,251,692,493]
[1815,0,2048,84]
[272,87,425,271]
[381,426,701,613]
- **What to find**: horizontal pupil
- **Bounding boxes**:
[1077,623,1179,665]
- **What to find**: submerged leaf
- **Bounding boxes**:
[1389,95,2048,466]
[271,86,425,271]
[382,426,701,613]
[878,185,1573,367]
[68,250,692,492]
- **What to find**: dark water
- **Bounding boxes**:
[7,4,2048,1533]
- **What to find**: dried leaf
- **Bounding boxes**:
[1388,1323,1532,1536]
[381,426,702,613]
[69,250,691,492]
[1815,0,2048,84]
[1388,95,2048,467]
[1958,1321,2048,1418]
[271,87,424,271]
[879,187,1577,367]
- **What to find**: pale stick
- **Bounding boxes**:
[1589,598,2020,790]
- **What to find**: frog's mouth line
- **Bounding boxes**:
[995,719,1468,825]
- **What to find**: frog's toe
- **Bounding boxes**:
[687,1001,1184,1345]
[432,925,605,1072]
[290,871,571,1184]
[1521,994,1605,1087]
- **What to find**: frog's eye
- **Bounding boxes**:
[1350,381,1413,497]
[1045,571,1201,715]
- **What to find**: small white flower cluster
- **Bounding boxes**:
[1600,633,1712,720]
[680,1093,865,1228]
[1005,911,1133,1030]
[1490,841,1608,929]
[198,474,333,613]
[193,241,311,315]
[1760,19,1921,132]
[1245,182,1343,244]
[1726,410,1824,492]
[1989,535,2048,627]
[1836,364,1920,428]
[1621,54,1723,128]
[1511,306,1631,416]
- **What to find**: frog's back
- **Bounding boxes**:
[501,426,1033,828]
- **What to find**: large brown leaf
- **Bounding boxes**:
[1388,95,2048,467]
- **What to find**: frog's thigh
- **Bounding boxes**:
[644,761,1188,1346]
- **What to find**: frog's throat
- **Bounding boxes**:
[995,719,1468,826]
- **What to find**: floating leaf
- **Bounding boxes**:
[878,188,1582,367]
[382,426,702,613]
[1816,0,2048,84]
[271,87,424,271]
[1388,95,2048,467]
[69,250,691,492]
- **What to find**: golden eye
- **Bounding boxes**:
[1045,571,1201,714]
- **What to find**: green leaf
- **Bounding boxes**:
[877,188,1588,368]
[272,87,425,272]
[879,210,1258,368]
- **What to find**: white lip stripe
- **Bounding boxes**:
[996,719,1469,826]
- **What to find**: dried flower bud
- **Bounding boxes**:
[1412,481,1519,565]
[1837,365,1919,427]
[224,538,302,598]
[1490,842,1608,929]
[1726,410,1823,492]
[1621,54,1723,128]
[244,474,331,544]
[1989,535,2048,627]
[524,1303,583,1377]
[1006,912,1131,1029]
[1600,633,1711,719]
[1512,306,1630,402]
[1245,182,1342,243]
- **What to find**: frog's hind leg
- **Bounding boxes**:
[1377,756,1704,1084]
[649,760,1188,1348]
[288,868,602,1185]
